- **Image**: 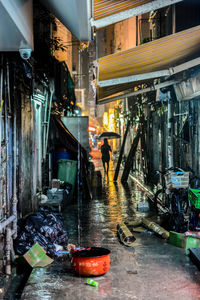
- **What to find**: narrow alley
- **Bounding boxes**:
[1,1,200,299]
[19,164,200,300]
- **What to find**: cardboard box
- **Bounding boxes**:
[23,243,53,268]
[169,231,200,254]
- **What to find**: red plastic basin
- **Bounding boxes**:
[71,247,111,276]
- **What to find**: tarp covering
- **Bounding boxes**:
[50,116,91,200]
[50,116,88,162]
[97,25,200,83]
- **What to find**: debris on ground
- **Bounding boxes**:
[132,226,146,233]
[137,201,149,212]
[127,270,138,274]
[14,207,68,258]
[117,222,137,247]
[184,231,200,239]
[87,278,99,287]
[142,218,169,239]
[126,218,142,227]
[23,243,53,268]
[147,215,163,225]
[56,244,76,256]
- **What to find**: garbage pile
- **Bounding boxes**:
[14,207,68,258]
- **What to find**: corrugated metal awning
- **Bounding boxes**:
[97,25,200,87]
[91,0,183,28]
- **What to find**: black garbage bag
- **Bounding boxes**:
[34,208,68,245]
[14,208,68,258]
[14,229,52,256]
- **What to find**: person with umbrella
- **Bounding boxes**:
[101,138,112,175]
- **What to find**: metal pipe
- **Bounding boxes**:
[0,215,16,232]
[6,62,12,216]
[12,83,18,238]
[167,94,174,168]
[0,56,3,219]
[49,152,52,186]
[45,83,54,157]
[5,227,11,276]
[4,64,9,216]
[172,4,176,34]
[6,62,11,115]
[43,91,48,160]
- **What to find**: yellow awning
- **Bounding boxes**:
[97,82,134,99]
[97,79,153,99]
[93,0,152,20]
[97,25,200,85]
[92,0,183,28]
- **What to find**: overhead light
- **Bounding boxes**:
[88,126,96,132]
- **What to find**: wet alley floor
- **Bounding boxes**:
[20,162,200,300]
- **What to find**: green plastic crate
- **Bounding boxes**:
[169,231,184,248]
[185,236,200,251]
[169,231,200,254]
[188,188,200,209]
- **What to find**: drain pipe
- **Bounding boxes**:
[0,215,16,232]
[6,62,12,215]
[6,61,16,276]
[167,92,174,168]
[45,82,54,158]
[0,56,3,215]
[49,152,52,186]
[5,227,11,276]
[4,66,9,216]
[6,62,11,115]
[43,91,48,160]
[0,60,17,234]
[12,85,18,239]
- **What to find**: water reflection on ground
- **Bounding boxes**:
[21,159,200,300]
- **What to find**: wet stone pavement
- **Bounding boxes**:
[21,163,200,300]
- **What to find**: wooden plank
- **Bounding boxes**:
[121,127,141,183]
[114,120,130,181]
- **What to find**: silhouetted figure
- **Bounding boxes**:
[101,138,112,174]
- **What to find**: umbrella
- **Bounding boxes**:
[98,132,121,140]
